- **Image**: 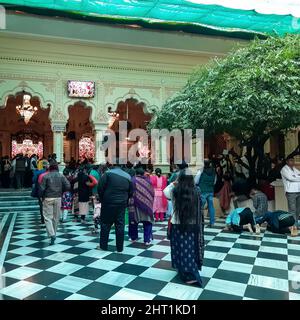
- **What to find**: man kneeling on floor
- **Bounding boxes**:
[256,210,297,236]
[39,163,71,245]
[224,207,260,234]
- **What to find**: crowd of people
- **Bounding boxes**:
[0,153,58,189]
[0,149,299,287]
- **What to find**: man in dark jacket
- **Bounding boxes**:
[98,159,133,252]
[40,163,70,245]
[15,153,26,189]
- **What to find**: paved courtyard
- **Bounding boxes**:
[0,191,300,300]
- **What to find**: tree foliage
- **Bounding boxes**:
[150,35,300,145]
[149,35,300,179]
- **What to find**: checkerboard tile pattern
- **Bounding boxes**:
[1,209,300,300]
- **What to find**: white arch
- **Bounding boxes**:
[105,91,159,115]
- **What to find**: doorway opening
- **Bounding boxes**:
[65,102,94,162]
[11,130,44,158]
[108,98,152,162]
[0,92,51,158]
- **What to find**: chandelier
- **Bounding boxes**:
[16,93,38,124]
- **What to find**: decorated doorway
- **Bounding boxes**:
[0,91,52,158]
[65,102,94,162]
[108,98,152,162]
[79,135,95,162]
[11,131,44,158]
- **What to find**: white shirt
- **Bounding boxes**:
[280,164,300,193]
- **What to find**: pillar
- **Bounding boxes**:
[51,122,66,165]
[94,123,107,164]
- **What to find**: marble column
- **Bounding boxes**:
[51,122,66,166]
[94,123,107,164]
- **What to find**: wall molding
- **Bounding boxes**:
[0,56,190,76]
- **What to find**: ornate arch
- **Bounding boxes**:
[64,99,96,125]
[0,85,54,112]
[105,89,159,115]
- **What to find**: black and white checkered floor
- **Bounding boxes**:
[0,209,300,300]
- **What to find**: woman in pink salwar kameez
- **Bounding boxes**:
[151,168,168,222]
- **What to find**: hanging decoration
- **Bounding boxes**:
[16,93,38,124]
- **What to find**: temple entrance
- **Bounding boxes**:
[11,131,43,158]
[108,98,152,162]
[65,102,94,162]
[0,92,51,158]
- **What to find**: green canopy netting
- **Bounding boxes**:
[1,0,300,38]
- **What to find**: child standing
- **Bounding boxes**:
[60,169,73,222]
[61,190,73,222]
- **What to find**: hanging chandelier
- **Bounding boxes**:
[16,93,38,124]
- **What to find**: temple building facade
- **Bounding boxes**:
[0,10,299,168]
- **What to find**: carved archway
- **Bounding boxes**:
[65,101,94,161]
[0,85,54,120]
[105,89,158,116]
[0,92,52,157]
[107,98,153,161]
[64,99,96,125]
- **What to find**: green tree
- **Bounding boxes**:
[150,35,300,180]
